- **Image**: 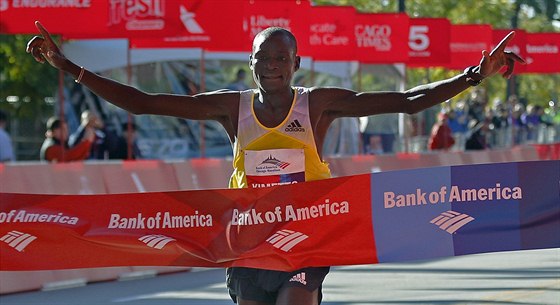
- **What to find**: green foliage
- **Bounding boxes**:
[0,34,58,118]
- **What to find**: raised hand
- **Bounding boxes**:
[479,31,526,79]
[26,21,67,69]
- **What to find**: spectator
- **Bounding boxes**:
[109,122,142,160]
[69,110,108,159]
[428,112,455,151]
[465,120,491,150]
[226,68,250,91]
[40,116,94,162]
[360,113,398,154]
[448,100,469,150]
[0,110,15,162]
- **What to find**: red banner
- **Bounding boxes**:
[129,0,246,51]
[242,0,311,56]
[446,24,493,70]
[354,13,410,63]
[408,18,451,67]
[1,175,375,271]
[523,32,560,74]
[2,0,193,39]
[306,6,356,61]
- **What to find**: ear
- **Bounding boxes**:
[294,55,301,71]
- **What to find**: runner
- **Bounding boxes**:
[26,22,524,305]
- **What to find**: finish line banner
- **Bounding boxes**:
[1,161,558,271]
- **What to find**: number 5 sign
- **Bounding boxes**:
[408,18,451,67]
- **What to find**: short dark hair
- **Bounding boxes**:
[46,116,62,131]
[253,27,298,54]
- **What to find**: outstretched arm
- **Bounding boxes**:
[26,21,234,121]
[313,31,526,118]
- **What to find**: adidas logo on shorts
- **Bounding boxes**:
[289,272,307,285]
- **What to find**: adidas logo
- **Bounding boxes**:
[1,230,37,252]
[289,272,307,285]
[430,210,474,234]
[266,229,308,252]
[138,235,176,250]
[285,119,305,132]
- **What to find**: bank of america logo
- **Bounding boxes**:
[430,211,475,234]
[139,235,176,250]
[260,155,290,169]
[266,229,308,252]
[285,119,305,132]
[0,231,37,252]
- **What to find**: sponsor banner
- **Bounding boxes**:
[1,174,375,271]
[129,0,247,51]
[523,32,560,74]
[492,29,527,74]
[242,0,311,55]
[306,6,356,61]
[0,0,189,39]
[1,161,558,271]
[446,24,493,70]
[354,13,410,63]
[371,160,559,263]
[408,18,451,67]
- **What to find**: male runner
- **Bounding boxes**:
[27,21,524,305]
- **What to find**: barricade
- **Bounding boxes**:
[0,144,554,294]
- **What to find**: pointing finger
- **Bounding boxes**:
[35,21,57,47]
[490,31,515,57]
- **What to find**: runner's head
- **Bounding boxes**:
[250,27,300,93]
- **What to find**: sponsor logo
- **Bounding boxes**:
[289,272,307,285]
[259,155,290,169]
[430,210,474,234]
[138,234,175,249]
[1,231,37,252]
[179,4,204,34]
[109,0,165,30]
[266,229,308,252]
[285,119,305,132]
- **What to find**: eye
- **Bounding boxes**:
[277,56,287,62]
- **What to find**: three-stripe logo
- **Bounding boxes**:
[430,210,475,234]
[1,231,37,252]
[285,119,305,132]
[138,235,176,250]
[266,229,308,252]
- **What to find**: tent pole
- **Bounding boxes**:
[199,49,206,158]
[58,35,66,159]
[126,40,133,160]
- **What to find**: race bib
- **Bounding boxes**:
[244,149,305,188]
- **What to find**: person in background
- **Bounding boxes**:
[227,68,250,91]
[0,110,15,162]
[28,21,524,305]
[40,116,94,162]
[109,122,142,160]
[69,110,108,159]
[428,112,455,151]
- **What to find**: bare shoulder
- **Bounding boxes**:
[308,86,357,107]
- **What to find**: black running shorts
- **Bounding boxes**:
[226,266,330,303]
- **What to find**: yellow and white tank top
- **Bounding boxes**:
[229,87,331,189]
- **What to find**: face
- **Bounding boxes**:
[52,123,69,141]
[250,32,300,93]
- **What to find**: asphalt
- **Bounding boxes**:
[0,248,558,305]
